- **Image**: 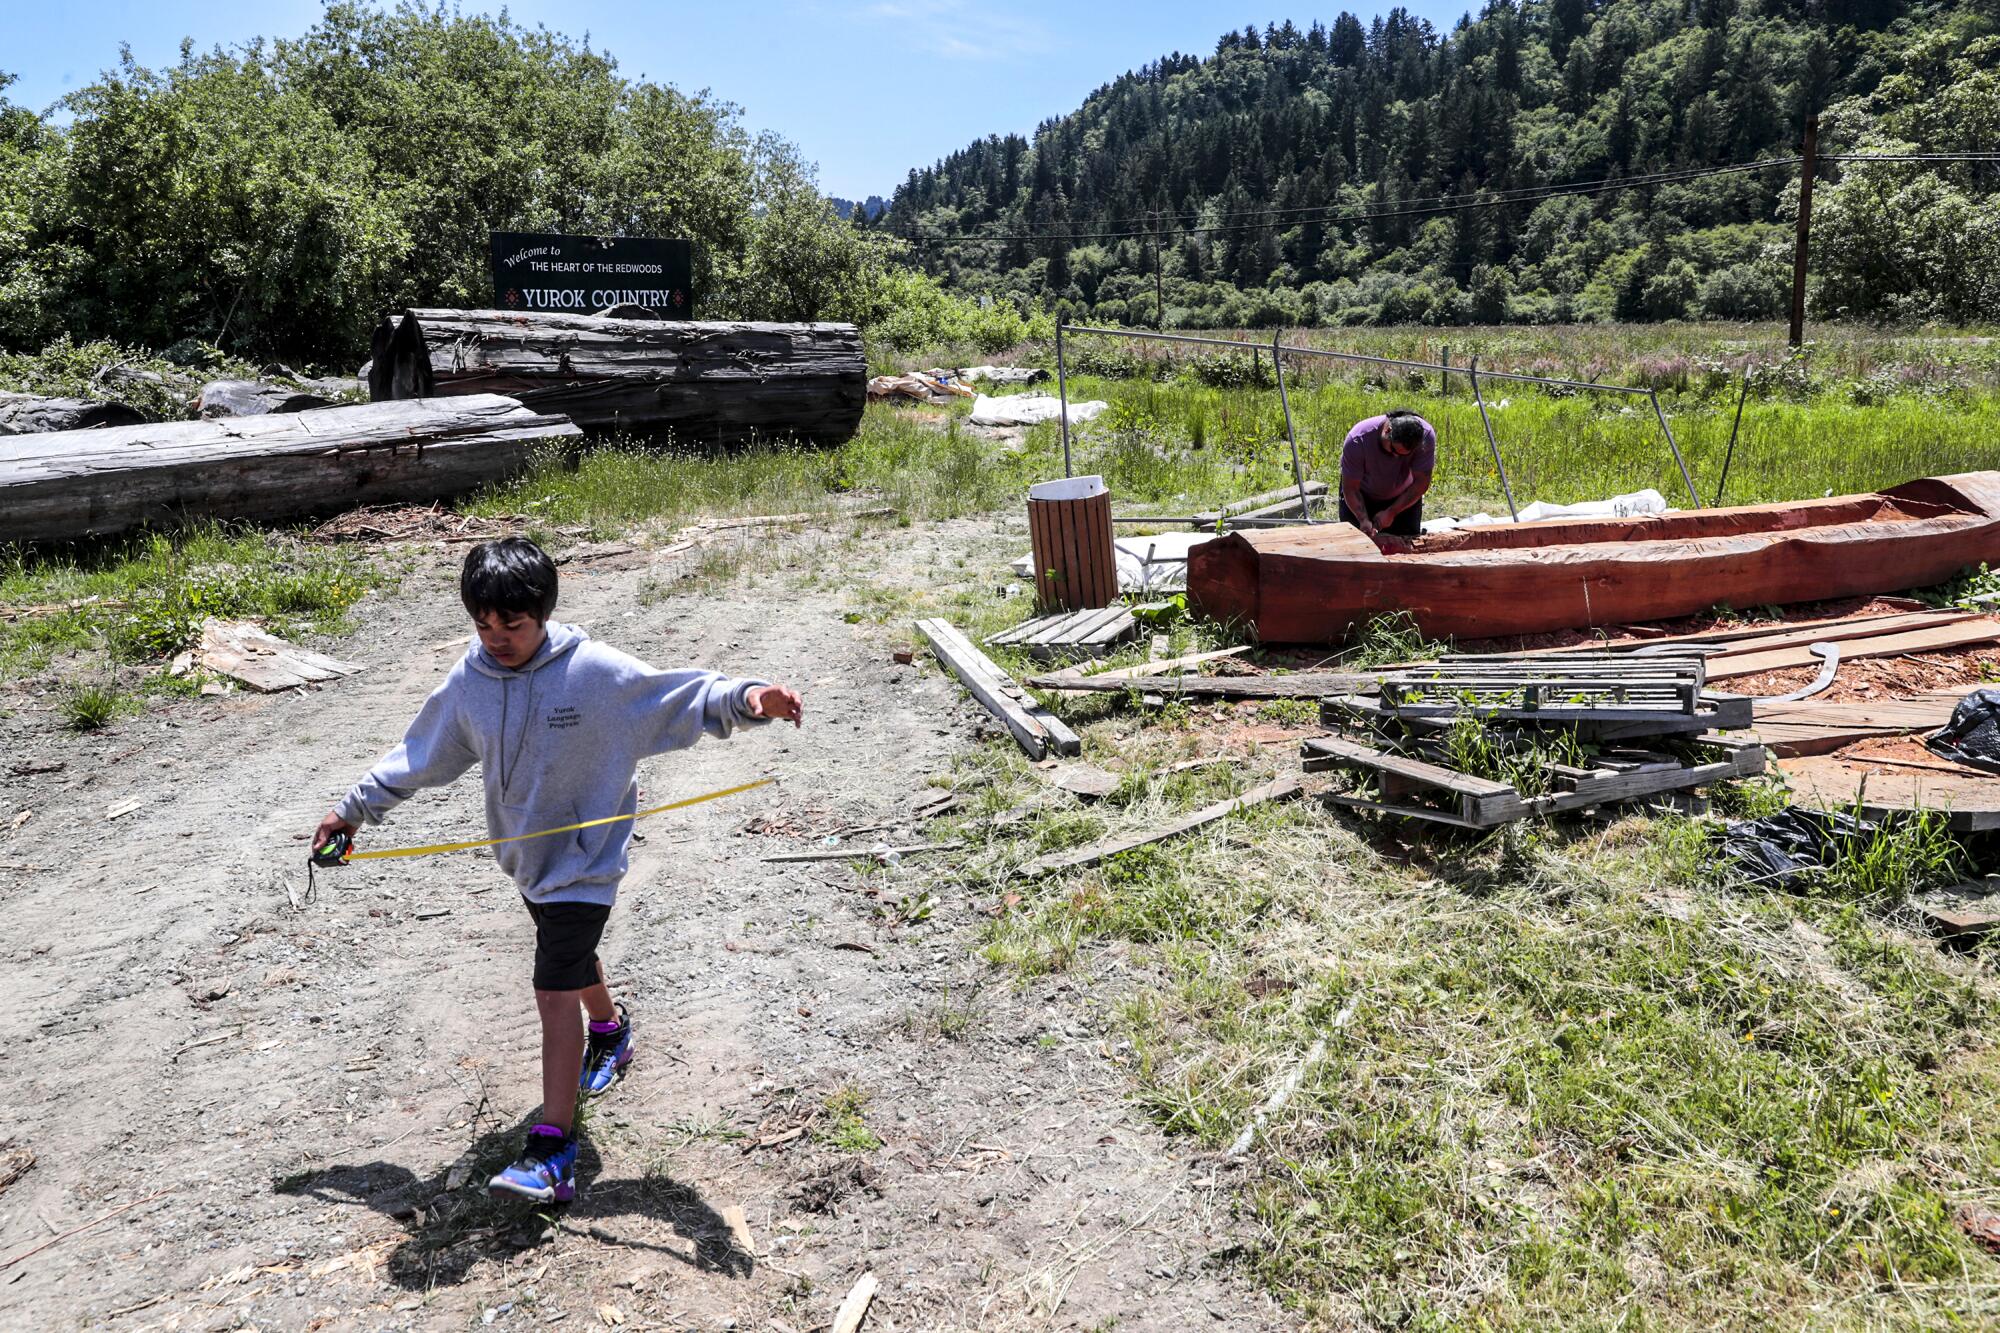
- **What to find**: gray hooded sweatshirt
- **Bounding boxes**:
[335,621,769,905]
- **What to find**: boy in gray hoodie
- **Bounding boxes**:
[311,537,802,1203]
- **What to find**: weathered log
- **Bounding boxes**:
[0,396,580,545]
[196,379,337,419]
[0,392,146,435]
[377,309,866,444]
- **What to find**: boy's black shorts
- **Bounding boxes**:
[521,898,612,991]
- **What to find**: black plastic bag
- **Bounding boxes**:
[1716,806,1875,889]
[1927,687,2000,776]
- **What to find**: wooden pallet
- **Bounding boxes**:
[1340,649,1746,736]
[1303,732,1765,828]
[985,606,1138,661]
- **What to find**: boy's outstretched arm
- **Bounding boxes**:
[623,664,802,754]
[309,684,478,846]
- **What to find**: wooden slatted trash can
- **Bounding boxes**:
[1027,475,1118,613]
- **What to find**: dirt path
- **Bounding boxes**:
[0,525,1283,1331]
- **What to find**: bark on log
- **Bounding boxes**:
[0,395,580,545]
[376,309,866,444]
[0,392,146,435]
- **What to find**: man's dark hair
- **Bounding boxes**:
[460,537,558,621]
[1384,409,1427,448]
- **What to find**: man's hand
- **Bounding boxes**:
[312,809,356,855]
[748,684,805,727]
[1372,508,1399,531]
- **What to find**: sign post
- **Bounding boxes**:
[491,233,693,317]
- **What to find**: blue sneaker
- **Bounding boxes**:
[487,1124,577,1203]
[580,1003,633,1097]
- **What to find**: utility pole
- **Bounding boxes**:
[1788,114,1818,349]
[1151,217,1165,330]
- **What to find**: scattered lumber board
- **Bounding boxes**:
[1014,774,1302,876]
[194,619,362,692]
[1748,687,1976,757]
[1519,609,1967,657]
[916,619,1081,759]
[1077,646,1252,682]
[1193,481,1327,527]
[1025,670,1371,700]
[376,309,865,444]
[1708,618,2000,680]
[1914,883,2000,937]
[0,395,580,544]
[1776,753,2000,831]
[762,841,962,864]
[985,606,1138,660]
[830,1273,879,1333]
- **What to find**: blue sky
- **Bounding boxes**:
[2,1,1474,200]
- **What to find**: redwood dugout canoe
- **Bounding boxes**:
[1186,472,2000,643]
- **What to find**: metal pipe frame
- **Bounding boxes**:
[1271,329,1313,523]
[1649,388,1702,508]
[1467,355,1520,522]
[1715,364,1753,506]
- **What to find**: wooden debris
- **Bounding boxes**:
[1777,754,2000,831]
[0,396,581,544]
[830,1272,880,1333]
[1028,670,1371,700]
[1075,645,1251,682]
[105,799,143,820]
[194,618,363,693]
[1306,733,1765,828]
[1914,883,2000,937]
[763,841,963,864]
[1015,775,1303,877]
[0,1189,170,1272]
[719,1204,756,1257]
[1750,689,1975,757]
[985,606,1138,661]
[1707,617,2000,680]
[916,619,1081,760]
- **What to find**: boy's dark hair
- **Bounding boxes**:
[1384,409,1427,448]
[461,537,558,621]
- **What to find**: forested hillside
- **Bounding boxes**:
[876,1,2000,328]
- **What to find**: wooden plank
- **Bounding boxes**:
[763,841,963,863]
[1076,646,1251,682]
[1702,610,1981,660]
[1776,753,2000,831]
[829,1273,879,1333]
[1078,609,1139,646]
[1914,884,2000,937]
[1025,670,1370,700]
[1014,775,1303,876]
[1514,609,1970,658]
[0,396,581,544]
[917,619,1080,759]
[1708,618,2000,680]
[1302,737,1523,824]
[194,619,362,693]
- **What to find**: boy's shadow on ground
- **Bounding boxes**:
[275,1111,754,1289]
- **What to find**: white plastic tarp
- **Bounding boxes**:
[1011,531,1214,594]
[969,393,1109,427]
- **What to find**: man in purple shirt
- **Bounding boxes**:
[1338,409,1434,554]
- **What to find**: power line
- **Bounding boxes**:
[891,151,2000,249]
[901,157,1802,247]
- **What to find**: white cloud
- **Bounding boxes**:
[862,0,1049,59]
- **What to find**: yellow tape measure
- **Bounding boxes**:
[336,776,776,862]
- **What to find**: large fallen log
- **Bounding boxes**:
[0,392,146,435]
[374,309,866,444]
[0,396,580,545]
